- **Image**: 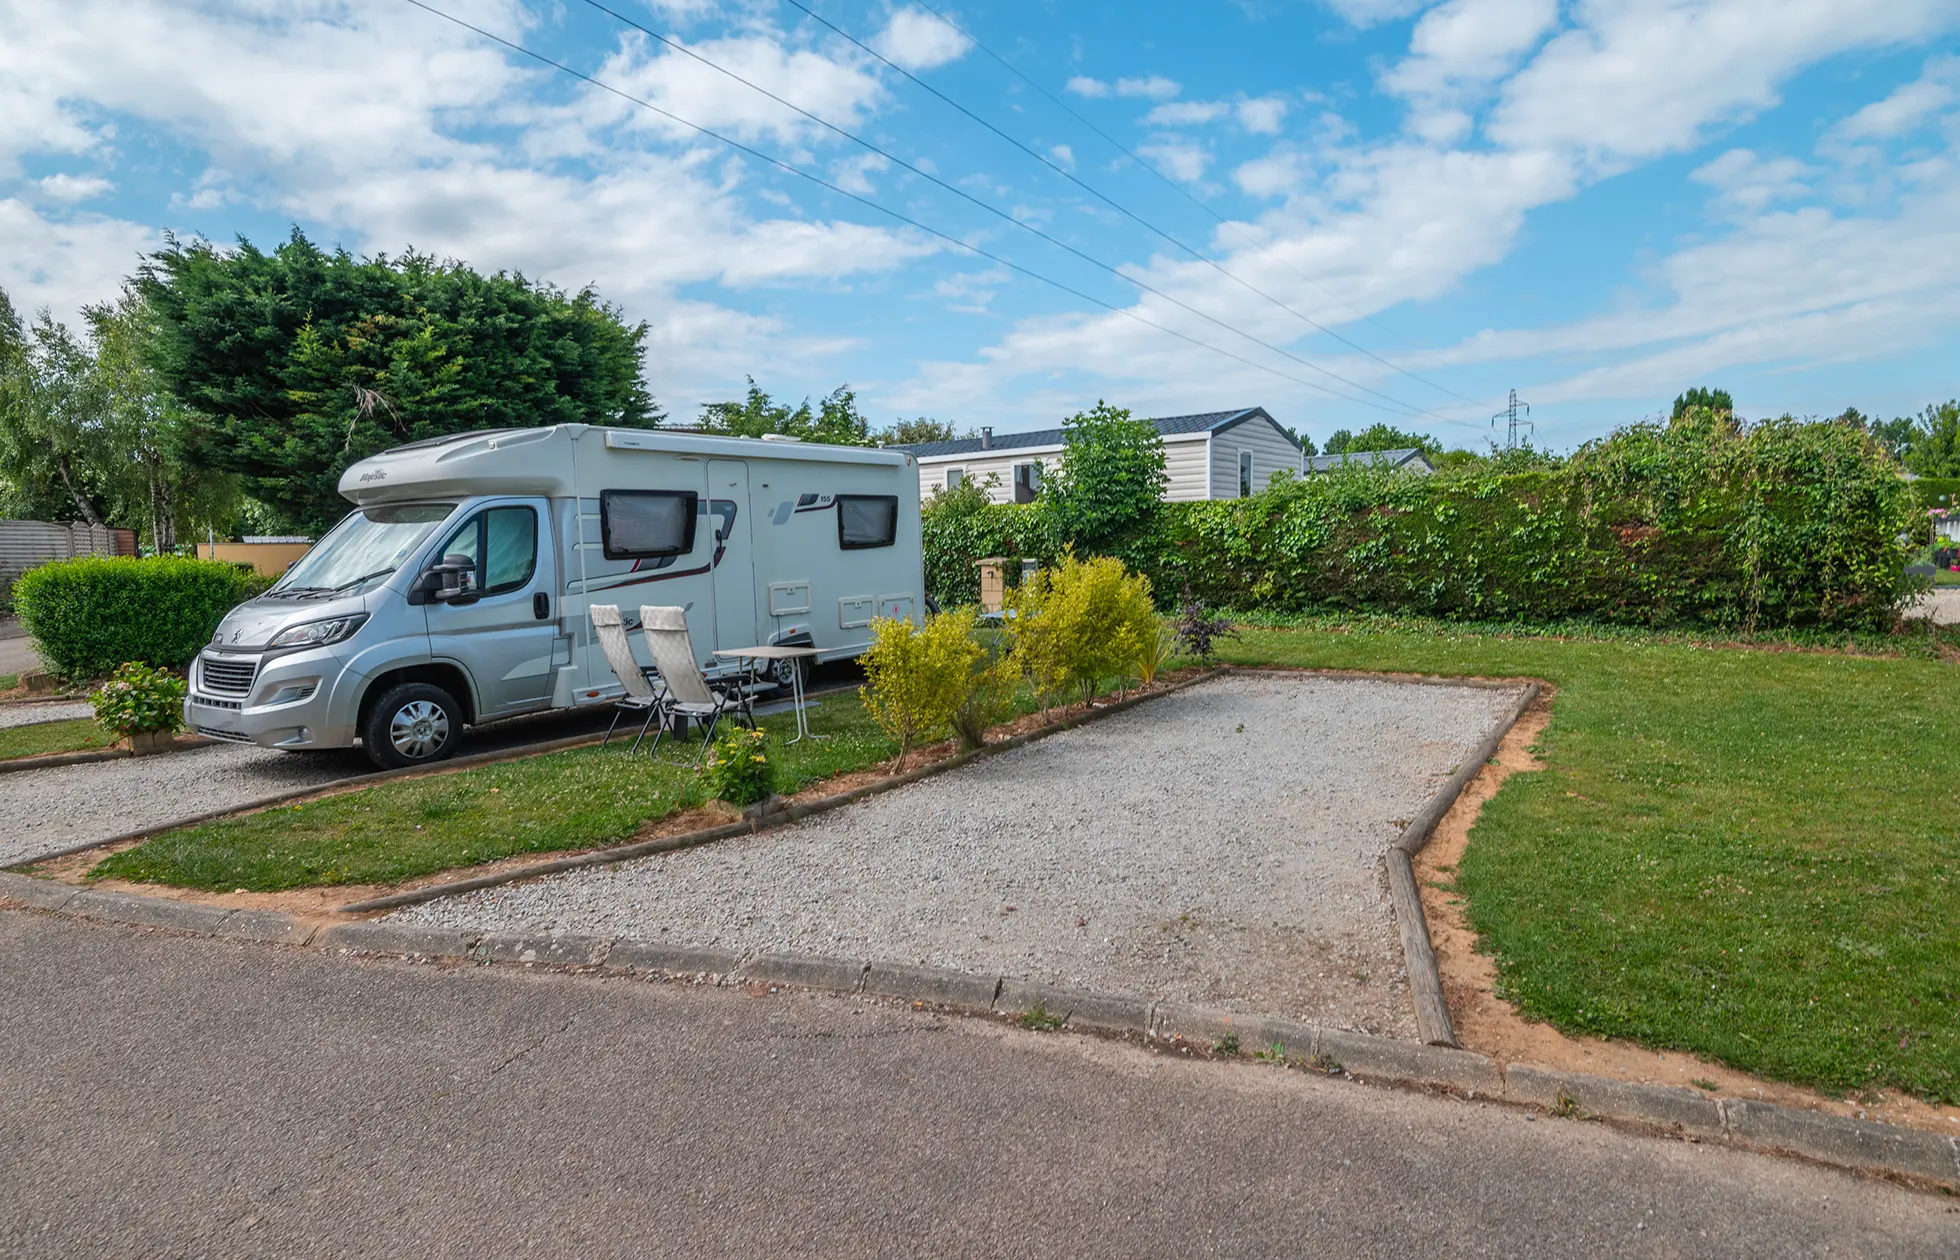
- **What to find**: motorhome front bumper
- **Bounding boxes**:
[184,647,354,749]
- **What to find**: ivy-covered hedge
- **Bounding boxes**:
[13,556,264,679]
[924,415,1920,632]
[1910,477,1960,510]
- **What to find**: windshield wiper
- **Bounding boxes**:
[323,569,398,595]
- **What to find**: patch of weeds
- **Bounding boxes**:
[1017,1004,1065,1031]
[1308,1052,1343,1074]
[1212,1032,1241,1057]
[1691,1078,1720,1092]
[1550,1087,1582,1118]
[1252,1041,1287,1063]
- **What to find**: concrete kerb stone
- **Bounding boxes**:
[995,978,1152,1034]
[605,939,743,980]
[1317,1028,1505,1095]
[213,908,317,946]
[63,888,237,935]
[1150,1004,1318,1060]
[1506,1064,1725,1138]
[317,920,479,958]
[863,960,1000,1011]
[1720,1099,1960,1185]
[0,871,79,911]
[470,932,613,968]
[738,951,869,995]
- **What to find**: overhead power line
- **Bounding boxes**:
[779,0,1487,411]
[397,0,1453,418]
[574,0,1461,426]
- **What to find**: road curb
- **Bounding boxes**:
[3,884,1955,1192]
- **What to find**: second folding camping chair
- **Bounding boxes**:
[638,605,755,763]
[589,603,664,752]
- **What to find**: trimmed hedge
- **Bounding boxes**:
[1910,477,1960,510]
[924,415,1920,632]
[13,556,264,679]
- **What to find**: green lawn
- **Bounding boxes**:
[0,717,116,762]
[0,673,18,691]
[1224,619,1960,1104]
[92,694,939,892]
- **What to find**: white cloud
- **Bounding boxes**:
[1139,139,1211,182]
[1144,101,1230,127]
[1315,0,1430,27]
[871,7,972,72]
[592,29,887,147]
[1115,75,1181,100]
[1048,143,1075,169]
[932,265,1010,313]
[1831,54,1959,142]
[829,152,890,195]
[1237,96,1291,134]
[1691,148,1814,212]
[35,173,115,203]
[1383,0,1559,100]
[1065,75,1110,98]
[0,200,158,322]
[1490,0,1959,165]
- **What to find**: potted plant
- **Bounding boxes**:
[90,662,188,755]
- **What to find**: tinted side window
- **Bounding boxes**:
[435,506,538,597]
[602,490,699,559]
[837,495,898,549]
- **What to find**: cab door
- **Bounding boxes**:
[707,459,758,653]
[423,498,558,718]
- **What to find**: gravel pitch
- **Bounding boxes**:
[0,741,365,868]
[396,674,1527,1037]
[0,701,92,730]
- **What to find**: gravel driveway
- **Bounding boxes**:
[0,701,91,730]
[0,742,365,868]
[396,674,1528,1037]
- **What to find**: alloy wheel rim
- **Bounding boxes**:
[389,699,449,759]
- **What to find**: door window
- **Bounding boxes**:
[435,506,538,597]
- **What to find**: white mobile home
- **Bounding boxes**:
[894,408,1304,504]
[186,424,922,767]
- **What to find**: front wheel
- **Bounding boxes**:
[770,654,807,693]
[362,682,462,770]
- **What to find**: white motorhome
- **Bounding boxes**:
[184,424,924,768]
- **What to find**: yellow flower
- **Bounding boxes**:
[750,754,766,763]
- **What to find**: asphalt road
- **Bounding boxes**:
[2,912,1953,1258]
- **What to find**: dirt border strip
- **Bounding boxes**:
[334,666,1233,914]
[3,884,1954,1194]
[1392,682,1542,1047]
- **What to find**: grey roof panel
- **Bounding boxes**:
[893,407,1272,458]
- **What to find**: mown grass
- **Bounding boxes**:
[1223,616,1960,1104]
[93,695,911,892]
[0,717,116,761]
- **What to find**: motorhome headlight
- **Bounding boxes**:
[267,613,369,649]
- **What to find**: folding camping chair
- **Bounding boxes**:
[589,603,663,752]
[638,605,754,764]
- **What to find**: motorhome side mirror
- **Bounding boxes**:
[412,557,478,605]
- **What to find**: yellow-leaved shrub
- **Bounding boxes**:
[858,608,987,766]
[1005,550,1157,706]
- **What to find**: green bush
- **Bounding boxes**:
[12,556,262,679]
[921,476,1038,608]
[90,661,188,737]
[1006,551,1157,705]
[698,725,774,807]
[859,608,988,766]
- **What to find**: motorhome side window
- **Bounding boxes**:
[601,490,699,559]
[436,506,538,596]
[837,494,898,550]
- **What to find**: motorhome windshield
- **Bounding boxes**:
[270,503,457,596]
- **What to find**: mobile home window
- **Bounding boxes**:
[1012,461,1042,504]
[1239,450,1253,498]
[944,467,965,489]
[837,495,898,550]
[433,506,537,597]
[601,489,699,559]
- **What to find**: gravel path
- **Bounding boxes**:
[397,674,1527,1037]
[0,741,366,867]
[1905,587,1959,625]
[0,701,91,730]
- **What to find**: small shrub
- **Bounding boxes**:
[859,609,986,767]
[1005,550,1155,706]
[1174,586,1238,664]
[90,662,187,737]
[949,630,1019,751]
[13,556,262,680]
[1134,616,1179,687]
[698,726,774,806]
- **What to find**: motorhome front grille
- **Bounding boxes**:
[194,725,255,744]
[198,654,258,696]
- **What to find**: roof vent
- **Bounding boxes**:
[759,433,804,442]
[980,426,993,450]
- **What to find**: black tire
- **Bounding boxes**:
[770,654,807,693]
[361,682,462,770]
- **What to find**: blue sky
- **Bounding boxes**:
[3,0,1958,452]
